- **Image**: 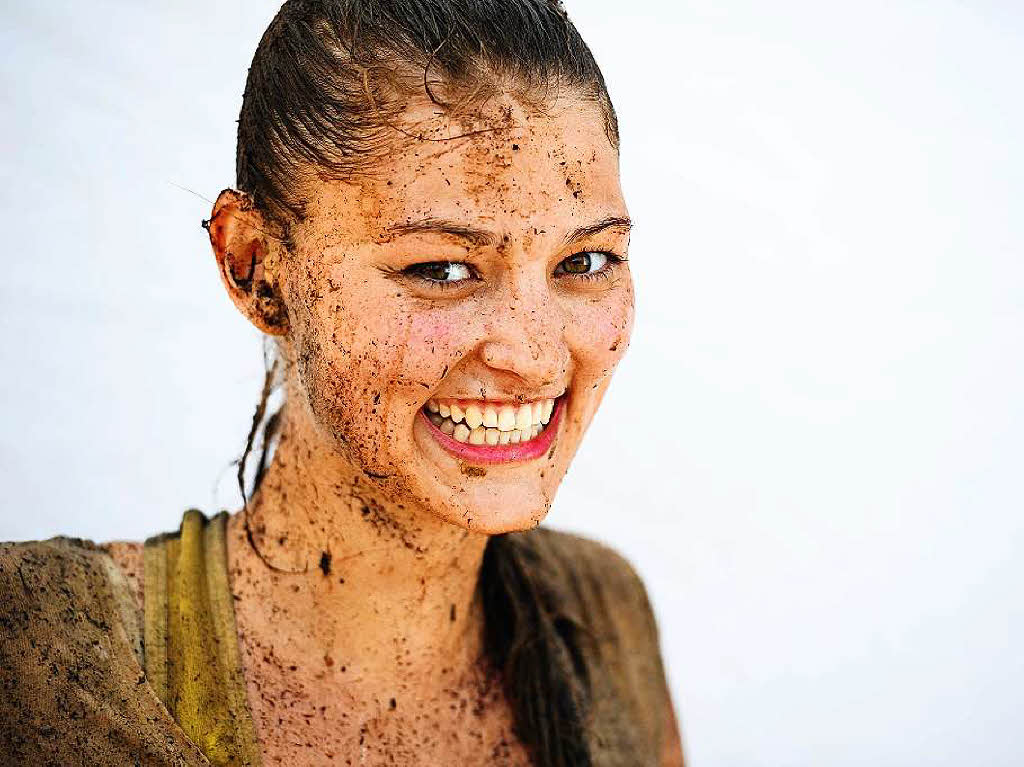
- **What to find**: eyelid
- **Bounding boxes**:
[399,260,480,289]
[554,249,626,273]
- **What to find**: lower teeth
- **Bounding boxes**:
[426,412,546,445]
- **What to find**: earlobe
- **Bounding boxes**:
[206,189,289,336]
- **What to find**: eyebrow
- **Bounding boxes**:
[384,215,633,248]
[561,216,633,247]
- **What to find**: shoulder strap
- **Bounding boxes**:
[144,510,262,766]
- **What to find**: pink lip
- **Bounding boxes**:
[419,396,566,465]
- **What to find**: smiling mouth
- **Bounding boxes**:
[419,394,566,463]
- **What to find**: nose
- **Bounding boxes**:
[479,274,570,390]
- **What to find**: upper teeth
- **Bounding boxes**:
[425,397,556,431]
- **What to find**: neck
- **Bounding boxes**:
[225,401,491,693]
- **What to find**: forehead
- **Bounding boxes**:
[303,95,625,241]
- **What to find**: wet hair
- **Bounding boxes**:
[236,0,618,225]
[235,2,617,764]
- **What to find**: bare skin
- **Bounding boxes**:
[105,92,683,765]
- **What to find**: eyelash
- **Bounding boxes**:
[559,251,626,284]
[401,251,626,290]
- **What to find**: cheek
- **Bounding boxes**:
[566,280,635,377]
[287,277,422,463]
[288,277,486,468]
[406,307,486,377]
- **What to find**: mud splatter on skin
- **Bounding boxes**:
[251,92,633,541]
[192,89,634,765]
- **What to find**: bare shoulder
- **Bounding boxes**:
[98,540,145,612]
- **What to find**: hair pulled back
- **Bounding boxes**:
[236,0,618,224]
[237,4,616,764]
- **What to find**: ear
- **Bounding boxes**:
[205,189,289,335]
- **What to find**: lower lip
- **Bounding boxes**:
[419,396,566,465]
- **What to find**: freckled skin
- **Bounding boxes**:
[109,93,634,765]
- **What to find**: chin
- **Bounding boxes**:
[425,479,559,535]
[439,505,550,535]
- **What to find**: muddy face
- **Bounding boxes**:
[275,94,633,533]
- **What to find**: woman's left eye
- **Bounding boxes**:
[554,251,623,280]
[404,261,475,286]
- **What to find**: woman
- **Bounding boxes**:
[0,1,683,764]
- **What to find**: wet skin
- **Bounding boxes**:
[104,92,660,765]
[268,96,634,537]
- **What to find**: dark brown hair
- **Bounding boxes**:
[236,0,618,224]
[236,2,617,763]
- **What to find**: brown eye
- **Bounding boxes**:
[405,261,474,284]
[555,251,611,276]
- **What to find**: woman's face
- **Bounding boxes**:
[278,95,633,533]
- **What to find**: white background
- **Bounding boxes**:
[2,1,1022,765]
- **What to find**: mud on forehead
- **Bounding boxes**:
[300,94,618,237]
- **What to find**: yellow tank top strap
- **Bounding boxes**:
[144,509,262,766]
